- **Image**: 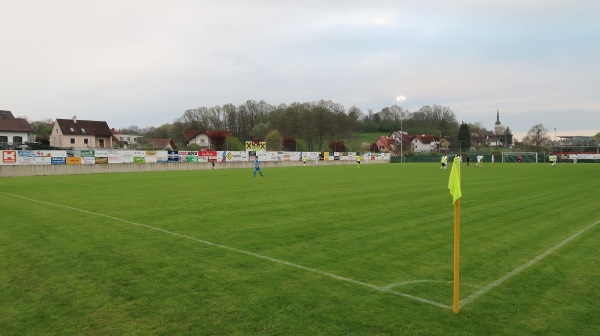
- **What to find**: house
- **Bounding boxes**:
[485,136,503,148]
[183,130,231,150]
[374,136,394,153]
[411,134,438,153]
[184,131,210,149]
[112,129,144,149]
[143,139,178,151]
[49,117,113,149]
[388,131,413,154]
[0,110,36,149]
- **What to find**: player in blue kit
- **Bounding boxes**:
[254,156,264,177]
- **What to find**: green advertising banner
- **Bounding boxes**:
[133,157,146,163]
[81,150,95,157]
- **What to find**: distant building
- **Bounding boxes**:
[49,117,113,149]
[0,110,36,149]
[143,139,178,151]
[111,129,144,149]
[411,134,438,153]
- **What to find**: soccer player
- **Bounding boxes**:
[254,156,264,177]
[303,155,307,166]
[491,155,495,164]
[440,155,447,170]
[476,154,483,167]
[356,154,361,168]
[573,154,577,165]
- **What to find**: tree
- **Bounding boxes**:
[593,132,600,144]
[457,122,471,150]
[522,123,550,153]
[264,130,282,151]
[504,127,514,147]
[226,136,244,151]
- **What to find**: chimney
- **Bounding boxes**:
[73,116,77,123]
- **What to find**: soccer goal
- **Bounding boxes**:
[501,152,538,163]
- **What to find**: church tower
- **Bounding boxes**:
[494,110,502,135]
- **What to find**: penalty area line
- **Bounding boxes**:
[460,219,600,308]
[1,191,451,311]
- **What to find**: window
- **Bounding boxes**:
[13,136,23,144]
[84,139,88,145]
[81,128,86,133]
[127,137,130,141]
[0,136,7,144]
[120,136,123,141]
[99,139,105,148]
[70,127,75,132]
[70,138,75,144]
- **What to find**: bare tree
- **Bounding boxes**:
[523,123,551,153]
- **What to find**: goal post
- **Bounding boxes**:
[501,152,538,163]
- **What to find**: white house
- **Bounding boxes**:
[0,110,36,148]
[411,134,438,153]
[184,131,210,148]
[112,129,144,149]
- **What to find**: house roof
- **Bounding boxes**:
[0,117,34,132]
[413,134,436,144]
[55,119,112,137]
[376,136,393,150]
[183,131,203,142]
[144,138,178,150]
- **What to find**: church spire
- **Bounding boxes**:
[496,109,499,122]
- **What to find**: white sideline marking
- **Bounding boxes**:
[460,219,600,308]
[0,191,451,310]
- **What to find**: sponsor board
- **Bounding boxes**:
[51,157,67,165]
[2,150,18,164]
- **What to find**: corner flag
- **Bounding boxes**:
[448,157,462,204]
[448,156,462,314]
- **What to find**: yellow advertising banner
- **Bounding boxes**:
[66,157,81,165]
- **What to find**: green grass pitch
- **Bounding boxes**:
[1,162,599,335]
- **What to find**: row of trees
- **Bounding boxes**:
[29,99,597,153]
[118,100,467,151]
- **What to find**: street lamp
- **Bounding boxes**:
[396,96,406,163]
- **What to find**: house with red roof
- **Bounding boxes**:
[374,136,395,153]
[143,139,178,151]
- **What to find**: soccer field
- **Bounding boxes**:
[1,163,598,335]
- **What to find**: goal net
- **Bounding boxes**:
[501,152,538,163]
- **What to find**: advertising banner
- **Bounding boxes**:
[245,141,267,152]
[199,150,218,162]
[2,150,18,164]
[168,151,179,162]
[157,151,168,163]
[121,151,133,163]
[220,151,248,162]
[95,157,108,164]
[81,157,96,164]
[67,157,81,165]
[81,150,95,157]
[108,154,123,164]
[95,150,109,157]
[51,157,66,165]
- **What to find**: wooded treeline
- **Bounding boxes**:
[121,99,462,151]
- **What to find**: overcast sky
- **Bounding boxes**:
[2,0,599,140]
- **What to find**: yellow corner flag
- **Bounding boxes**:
[448,156,462,314]
[448,157,462,205]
